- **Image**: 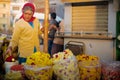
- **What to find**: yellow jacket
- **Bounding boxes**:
[10,18,41,58]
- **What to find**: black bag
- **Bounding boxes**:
[48,29,56,39]
[65,41,85,56]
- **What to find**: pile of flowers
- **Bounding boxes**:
[52,49,80,80]
[76,54,101,80]
[24,51,53,80]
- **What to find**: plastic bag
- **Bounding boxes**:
[10,64,25,79]
[77,54,101,80]
[5,71,23,80]
[24,65,52,80]
[101,61,120,80]
[79,61,101,80]
[53,56,80,80]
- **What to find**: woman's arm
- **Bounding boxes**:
[4,23,21,57]
[10,25,21,48]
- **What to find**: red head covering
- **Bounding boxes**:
[20,3,35,22]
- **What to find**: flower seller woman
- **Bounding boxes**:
[4,3,42,64]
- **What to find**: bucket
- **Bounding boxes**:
[4,61,18,73]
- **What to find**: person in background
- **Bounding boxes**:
[51,20,64,56]
[48,12,58,55]
[4,3,42,64]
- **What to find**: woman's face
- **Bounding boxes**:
[23,10,33,22]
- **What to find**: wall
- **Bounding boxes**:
[63,1,117,61]
[64,3,72,32]
[108,1,116,37]
[64,38,115,61]
[64,1,116,37]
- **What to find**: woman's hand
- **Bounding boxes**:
[3,46,12,60]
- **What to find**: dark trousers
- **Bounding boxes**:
[48,40,53,56]
[51,43,63,55]
[18,57,26,64]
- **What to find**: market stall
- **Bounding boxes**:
[0,33,120,80]
[1,0,120,80]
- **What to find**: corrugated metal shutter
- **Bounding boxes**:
[72,1,108,33]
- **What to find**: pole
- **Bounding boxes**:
[43,0,49,53]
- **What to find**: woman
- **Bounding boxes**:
[5,3,42,64]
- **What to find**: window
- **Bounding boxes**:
[3,14,6,18]
[3,4,6,8]
[13,6,20,10]
[3,24,6,28]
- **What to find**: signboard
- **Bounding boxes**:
[61,0,107,3]
[0,0,10,1]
